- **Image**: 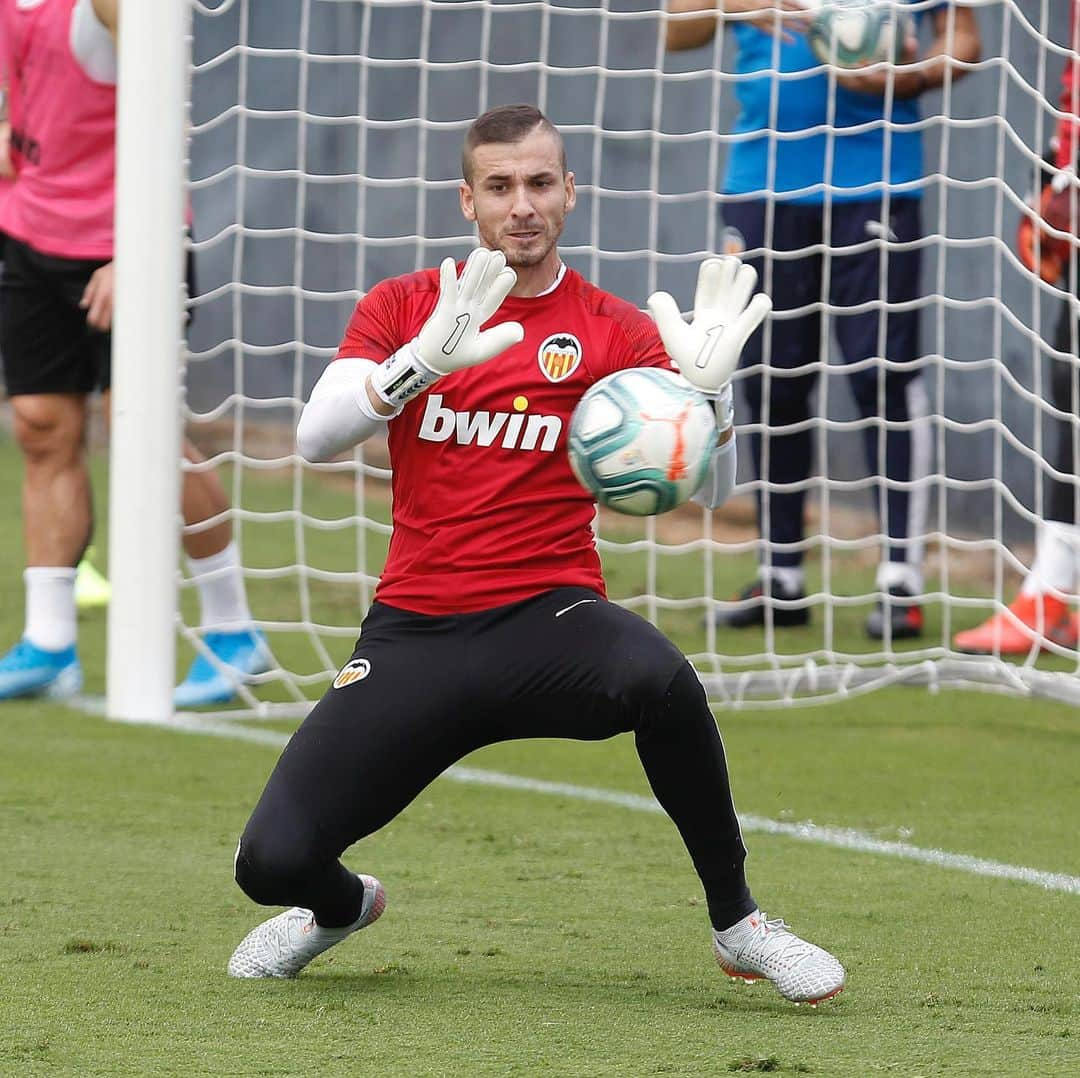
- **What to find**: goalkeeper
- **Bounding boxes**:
[228,104,846,1007]
[0,0,269,707]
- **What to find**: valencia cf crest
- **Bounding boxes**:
[538,333,583,383]
[333,658,371,689]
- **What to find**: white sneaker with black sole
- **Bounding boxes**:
[713,910,845,1005]
[227,874,386,979]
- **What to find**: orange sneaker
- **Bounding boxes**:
[953,593,1071,655]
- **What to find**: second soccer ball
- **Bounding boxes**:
[806,0,914,70]
[568,368,718,517]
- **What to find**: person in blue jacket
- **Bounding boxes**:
[666,0,980,639]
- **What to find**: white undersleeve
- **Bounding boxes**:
[296,358,388,462]
[693,435,737,511]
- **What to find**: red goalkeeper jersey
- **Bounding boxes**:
[336,265,673,614]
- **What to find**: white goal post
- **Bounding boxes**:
[108,0,1080,721]
[106,0,188,721]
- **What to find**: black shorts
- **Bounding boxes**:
[0,233,197,397]
[0,234,112,396]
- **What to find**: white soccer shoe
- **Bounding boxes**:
[227,874,386,979]
[712,910,845,1005]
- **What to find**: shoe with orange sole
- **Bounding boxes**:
[713,910,845,1005]
[953,593,1071,655]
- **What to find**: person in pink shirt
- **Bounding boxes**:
[0,0,270,706]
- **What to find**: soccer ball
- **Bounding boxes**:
[567,367,718,517]
[807,1,913,70]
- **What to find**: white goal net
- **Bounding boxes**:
[124,0,1080,718]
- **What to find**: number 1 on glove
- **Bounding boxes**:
[370,248,524,411]
[647,256,772,398]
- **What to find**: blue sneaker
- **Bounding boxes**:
[174,629,272,708]
[0,639,82,701]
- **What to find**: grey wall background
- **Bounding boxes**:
[186,0,1075,541]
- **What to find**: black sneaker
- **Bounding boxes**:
[865,585,924,641]
[714,578,810,629]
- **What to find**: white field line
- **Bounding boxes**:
[147,711,1080,897]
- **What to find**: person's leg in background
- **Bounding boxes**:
[955,292,1080,653]
[831,197,928,640]
[85,242,267,706]
[0,241,94,699]
[69,419,267,681]
[0,234,268,704]
[96,386,270,708]
[162,248,270,705]
[1030,307,1080,643]
[73,404,112,610]
[714,199,823,628]
[173,439,271,707]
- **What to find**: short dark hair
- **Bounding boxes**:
[461,104,566,184]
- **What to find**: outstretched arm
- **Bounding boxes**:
[296,358,388,462]
[665,1,809,52]
[666,0,721,52]
[297,248,524,463]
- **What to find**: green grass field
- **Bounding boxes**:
[1,433,1079,1076]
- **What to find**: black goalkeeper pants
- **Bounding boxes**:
[234,587,756,932]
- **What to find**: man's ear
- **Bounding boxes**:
[564,171,576,212]
[460,181,476,222]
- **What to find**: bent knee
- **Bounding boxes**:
[631,660,711,739]
[233,829,323,905]
[620,649,701,715]
[13,396,86,462]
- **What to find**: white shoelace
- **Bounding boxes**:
[745,914,815,966]
[718,911,816,969]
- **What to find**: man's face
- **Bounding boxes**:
[460,128,576,269]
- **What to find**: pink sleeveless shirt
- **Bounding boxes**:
[0,0,116,260]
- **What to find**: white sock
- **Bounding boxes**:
[24,567,78,652]
[186,541,253,631]
[1021,521,1080,597]
[876,561,923,595]
[761,566,804,595]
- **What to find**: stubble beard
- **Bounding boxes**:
[498,228,558,270]
[482,209,564,270]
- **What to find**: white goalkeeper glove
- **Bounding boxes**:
[646,256,772,399]
[370,248,525,410]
